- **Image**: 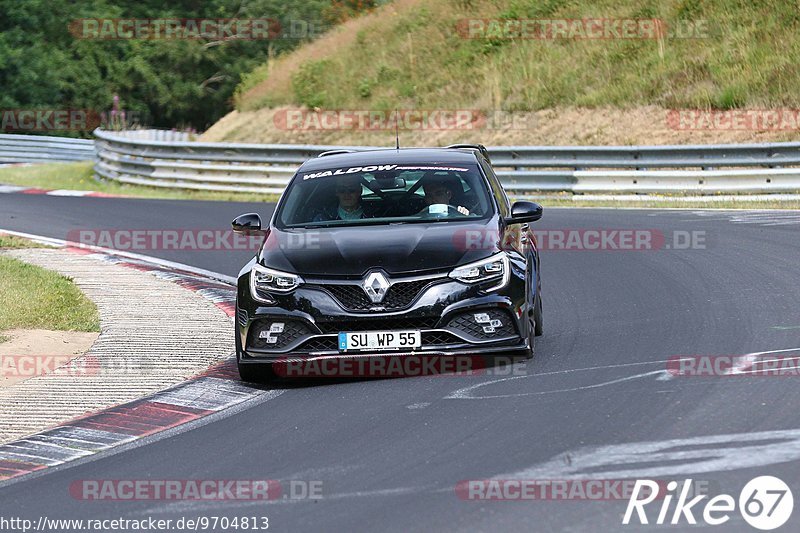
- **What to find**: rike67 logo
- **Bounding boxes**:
[624,476,793,530]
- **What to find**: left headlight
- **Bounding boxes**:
[250,264,303,301]
[448,252,510,291]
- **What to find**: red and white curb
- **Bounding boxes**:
[0,184,120,197]
[0,230,277,484]
[0,373,280,481]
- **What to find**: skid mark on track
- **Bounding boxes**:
[444,359,674,400]
[445,347,800,400]
[447,369,669,400]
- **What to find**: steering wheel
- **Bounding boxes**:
[415,204,467,218]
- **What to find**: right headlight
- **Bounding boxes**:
[448,252,510,291]
[250,264,303,302]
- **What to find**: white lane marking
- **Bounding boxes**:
[0,228,236,284]
[496,428,800,480]
[682,210,800,227]
[761,219,800,226]
[746,347,800,356]
[406,403,431,409]
[573,195,800,204]
[46,189,95,197]
[446,347,800,400]
[728,355,800,376]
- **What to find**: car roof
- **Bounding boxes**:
[297,148,481,173]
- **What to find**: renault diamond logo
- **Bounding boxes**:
[362,271,390,303]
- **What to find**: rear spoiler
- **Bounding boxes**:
[445,144,491,163]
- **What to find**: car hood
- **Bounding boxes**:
[259,219,503,277]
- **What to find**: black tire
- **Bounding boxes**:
[237,360,275,383]
[524,316,536,359]
[534,294,543,336]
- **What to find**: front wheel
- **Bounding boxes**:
[524,316,536,359]
[237,360,275,383]
[534,294,543,336]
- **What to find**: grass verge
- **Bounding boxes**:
[0,253,100,333]
[0,162,279,203]
[0,234,49,249]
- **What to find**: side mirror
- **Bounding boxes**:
[506,201,543,225]
[232,213,263,233]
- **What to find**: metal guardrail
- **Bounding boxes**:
[0,134,94,164]
[7,130,800,194]
[93,129,800,194]
[93,129,362,194]
[487,143,800,168]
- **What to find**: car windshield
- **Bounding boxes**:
[276,163,493,228]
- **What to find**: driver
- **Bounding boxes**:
[313,175,371,221]
[421,175,470,215]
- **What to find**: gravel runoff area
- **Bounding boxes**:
[0,248,233,444]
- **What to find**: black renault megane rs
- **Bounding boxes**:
[232,145,543,381]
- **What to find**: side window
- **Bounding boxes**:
[480,158,510,216]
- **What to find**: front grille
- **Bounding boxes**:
[447,309,516,340]
[297,337,339,352]
[323,285,371,310]
[383,280,435,308]
[317,316,439,334]
[421,331,463,346]
[248,319,314,350]
[319,279,438,312]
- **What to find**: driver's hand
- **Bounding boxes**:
[457,206,470,215]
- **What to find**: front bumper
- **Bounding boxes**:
[236,265,530,364]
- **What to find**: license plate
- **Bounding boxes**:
[338,330,421,351]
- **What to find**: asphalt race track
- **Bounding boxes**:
[2,193,800,531]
